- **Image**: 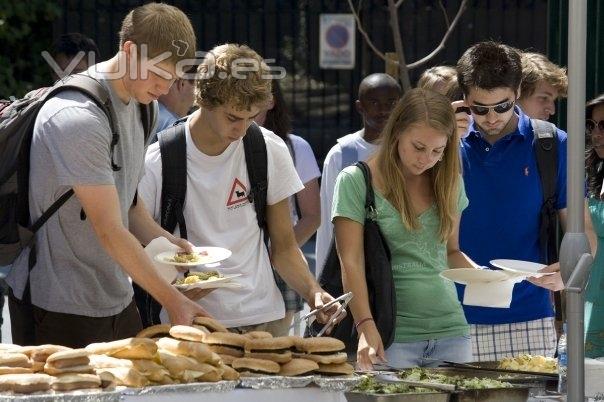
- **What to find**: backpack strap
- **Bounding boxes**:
[159,122,188,239]
[140,101,158,147]
[531,118,559,265]
[243,122,268,231]
[340,135,359,171]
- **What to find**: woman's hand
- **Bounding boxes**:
[527,263,565,291]
[356,321,386,371]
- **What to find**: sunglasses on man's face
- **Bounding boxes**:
[586,119,604,135]
[469,100,515,116]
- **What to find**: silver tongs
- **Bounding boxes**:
[291,292,353,336]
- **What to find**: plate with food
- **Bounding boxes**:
[155,247,232,266]
[489,259,553,277]
[173,271,243,290]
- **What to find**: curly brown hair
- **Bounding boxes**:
[195,44,272,111]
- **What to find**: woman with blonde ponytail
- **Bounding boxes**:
[332,88,479,370]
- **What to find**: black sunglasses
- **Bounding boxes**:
[469,100,515,116]
[586,119,604,135]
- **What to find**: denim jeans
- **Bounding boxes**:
[384,334,472,368]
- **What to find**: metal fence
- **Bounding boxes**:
[55,0,550,162]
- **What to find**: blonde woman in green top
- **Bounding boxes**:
[332,88,480,370]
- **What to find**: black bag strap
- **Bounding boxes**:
[158,122,188,239]
[355,161,377,218]
[139,101,158,147]
[243,122,268,231]
[531,118,559,265]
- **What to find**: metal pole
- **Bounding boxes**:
[561,1,589,401]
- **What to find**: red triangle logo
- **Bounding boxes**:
[226,178,249,207]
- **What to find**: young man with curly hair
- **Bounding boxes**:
[138,44,342,333]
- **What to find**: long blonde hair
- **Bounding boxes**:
[375,88,460,242]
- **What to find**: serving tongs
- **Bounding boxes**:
[290,292,353,336]
[427,359,558,379]
[370,371,457,392]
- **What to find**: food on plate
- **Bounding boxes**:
[244,336,294,364]
[279,358,319,376]
[168,250,208,264]
[294,337,348,364]
[51,373,102,391]
[399,368,513,389]
[193,316,229,333]
[231,357,280,376]
[175,271,222,285]
[86,338,158,360]
[203,332,248,358]
[498,354,557,373]
[136,324,172,339]
[0,373,54,394]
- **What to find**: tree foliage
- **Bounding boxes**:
[0,1,61,98]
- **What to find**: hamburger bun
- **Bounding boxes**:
[231,357,280,376]
[203,332,247,357]
[0,344,22,353]
[29,345,71,363]
[95,367,149,388]
[192,317,228,333]
[46,349,89,369]
[316,362,355,376]
[136,324,172,339]
[169,325,209,342]
[297,337,345,354]
[0,373,53,394]
[88,354,134,369]
[157,350,217,380]
[131,359,174,384]
[0,367,33,375]
[86,338,157,360]
[51,373,101,392]
[279,358,319,376]
[0,353,31,368]
[244,331,273,339]
[299,352,347,365]
[244,336,294,364]
[218,354,236,365]
[219,363,240,381]
[156,337,214,364]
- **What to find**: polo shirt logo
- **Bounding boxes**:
[226,178,249,208]
[524,167,529,176]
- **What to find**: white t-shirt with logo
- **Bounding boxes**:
[138,117,304,327]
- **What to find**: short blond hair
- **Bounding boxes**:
[119,3,196,65]
[417,65,461,101]
[195,44,272,111]
[520,52,568,98]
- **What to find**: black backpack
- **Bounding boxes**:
[134,120,268,327]
[0,74,157,267]
[531,118,564,323]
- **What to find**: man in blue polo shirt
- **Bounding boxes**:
[455,41,567,361]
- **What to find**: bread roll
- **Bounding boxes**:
[86,338,157,360]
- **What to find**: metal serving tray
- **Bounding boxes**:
[345,391,450,402]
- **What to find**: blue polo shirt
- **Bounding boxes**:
[458,107,567,324]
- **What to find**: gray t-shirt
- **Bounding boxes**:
[6,69,146,317]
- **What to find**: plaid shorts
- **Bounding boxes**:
[470,317,557,362]
[274,271,304,312]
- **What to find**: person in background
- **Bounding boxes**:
[417,65,462,101]
[584,93,604,358]
[517,52,568,121]
[254,80,321,335]
[150,65,198,143]
[50,33,100,80]
[315,73,402,278]
[334,88,477,370]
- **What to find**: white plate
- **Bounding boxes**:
[154,247,232,266]
[490,259,553,276]
[174,273,242,290]
[440,268,510,285]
